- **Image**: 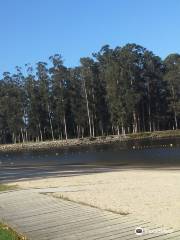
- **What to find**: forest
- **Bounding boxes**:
[0,43,180,144]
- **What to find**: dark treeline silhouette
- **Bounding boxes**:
[0,43,180,144]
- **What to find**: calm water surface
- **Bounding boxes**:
[1,137,180,182]
[0,137,180,167]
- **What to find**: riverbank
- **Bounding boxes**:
[0,130,180,153]
[10,167,180,230]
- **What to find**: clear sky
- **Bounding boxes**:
[0,0,180,75]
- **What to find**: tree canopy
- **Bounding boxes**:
[0,43,179,144]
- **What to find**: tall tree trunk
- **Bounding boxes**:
[117,126,120,135]
[174,111,178,130]
[83,80,92,137]
[21,128,25,143]
[81,127,84,138]
[121,118,125,135]
[171,85,178,129]
[50,119,54,140]
[142,103,146,132]
[48,104,54,141]
[133,112,138,133]
[100,122,104,136]
[25,129,28,142]
[147,82,152,132]
[38,123,43,141]
[12,132,16,144]
[137,115,140,132]
[148,104,152,132]
[63,115,68,140]
[77,125,81,138]
[112,125,115,135]
[92,115,95,137]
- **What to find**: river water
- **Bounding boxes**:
[0,137,180,182]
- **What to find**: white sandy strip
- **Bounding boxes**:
[10,169,180,230]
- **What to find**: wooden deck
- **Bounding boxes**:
[0,189,180,240]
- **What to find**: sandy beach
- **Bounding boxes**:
[10,168,180,230]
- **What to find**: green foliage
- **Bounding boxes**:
[164,54,180,129]
[0,43,179,144]
[0,223,24,240]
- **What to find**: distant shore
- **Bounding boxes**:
[0,130,180,153]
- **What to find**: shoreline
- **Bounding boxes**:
[0,130,180,153]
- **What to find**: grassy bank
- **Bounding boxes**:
[0,223,25,240]
[0,129,179,153]
[0,184,17,192]
[126,129,180,139]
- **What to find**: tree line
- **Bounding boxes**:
[0,43,180,144]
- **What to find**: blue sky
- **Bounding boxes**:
[0,0,180,75]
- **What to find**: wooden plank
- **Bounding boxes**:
[52,222,150,240]
[23,217,142,234]
[0,190,178,240]
[27,219,150,240]
[12,214,136,230]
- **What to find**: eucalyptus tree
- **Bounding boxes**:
[90,61,110,136]
[36,61,54,140]
[12,66,26,142]
[68,67,87,138]
[49,54,68,140]
[24,64,42,141]
[94,44,144,134]
[142,51,166,131]
[0,43,180,144]
[164,54,180,129]
[118,44,148,133]
[0,71,24,143]
[0,73,12,143]
[94,45,123,135]
[80,57,97,137]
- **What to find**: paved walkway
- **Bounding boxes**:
[0,189,180,240]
